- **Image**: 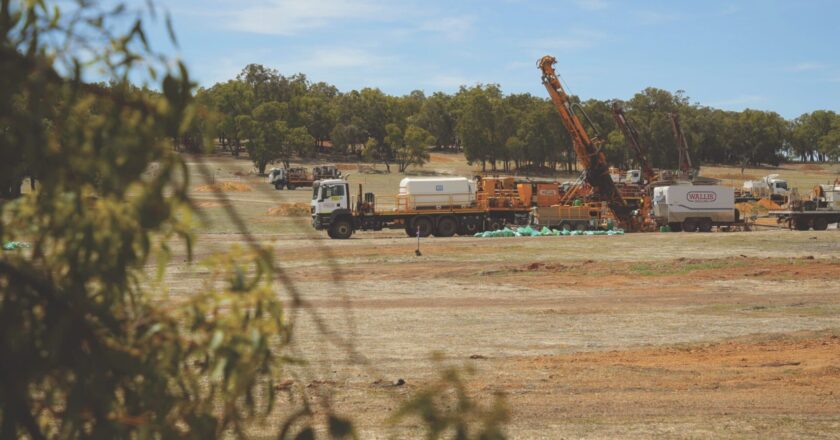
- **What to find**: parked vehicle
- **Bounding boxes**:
[269,165,341,190]
[310,177,530,239]
[742,174,789,202]
[652,184,743,232]
[769,182,840,231]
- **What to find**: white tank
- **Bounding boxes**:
[399,177,475,209]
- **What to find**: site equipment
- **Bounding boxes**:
[652,185,743,232]
[269,165,341,190]
[611,102,656,185]
[768,180,840,230]
[668,112,696,180]
[310,177,530,239]
[537,56,633,226]
[742,174,789,202]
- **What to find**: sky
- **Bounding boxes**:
[153,0,840,119]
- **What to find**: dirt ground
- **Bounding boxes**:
[160,155,840,439]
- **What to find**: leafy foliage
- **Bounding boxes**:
[392,363,509,440]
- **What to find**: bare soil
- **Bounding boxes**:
[162,156,840,438]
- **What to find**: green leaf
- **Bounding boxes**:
[293,427,315,440]
[328,415,355,439]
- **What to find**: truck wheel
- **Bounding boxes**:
[575,223,587,231]
[412,217,433,238]
[287,184,296,190]
[487,219,502,231]
[274,183,284,190]
[457,218,479,235]
[329,219,353,239]
[434,217,457,237]
[794,218,811,231]
[698,219,713,233]
[668,222,682,232]
[813,217,829,231]
[560,222,572,231]
[682,219,698,232]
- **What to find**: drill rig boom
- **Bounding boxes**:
[537,55,632,225]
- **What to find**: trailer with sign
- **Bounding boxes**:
[651,185,744,232]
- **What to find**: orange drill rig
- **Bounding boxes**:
[537,55,633,227]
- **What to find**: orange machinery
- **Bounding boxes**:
[537,55,634,228]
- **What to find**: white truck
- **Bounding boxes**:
[310,177,529,239]
[742,174,789,202]
[652,184,742,232]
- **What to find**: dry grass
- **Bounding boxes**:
[194,201,222,209]
[266,202,310,217]
[706,172,758,181]
[194,181,253,193]
[801,164,824,171]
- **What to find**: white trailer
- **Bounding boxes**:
[398,177,476,209]
[652,185,741,232]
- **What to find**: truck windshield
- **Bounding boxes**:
[777,182,788,190]
[324,185,344,198]
[312,182,320,200]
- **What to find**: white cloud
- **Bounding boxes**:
[575,0,609,11]
[226,0,390,35]
[282,47,394,71]
[787,62,824,72]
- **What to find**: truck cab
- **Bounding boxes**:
[311,179,353,238]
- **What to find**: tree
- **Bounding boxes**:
[414,92,456,149]
[0,2,297,437]
[456,86,499,171]
[396,125,434,172]
[287,126,316,160]
[245,102,289,174]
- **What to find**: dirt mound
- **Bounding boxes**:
[801,164,824,171]
[266,203,310,217]
[194,182,252,193]
[757,198,782,210]
[336,164,358,171]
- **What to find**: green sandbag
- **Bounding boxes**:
[540,226,553,236]
[501,227,515,237]
[3,241,30,250]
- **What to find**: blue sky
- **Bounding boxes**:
[156,0,839,119]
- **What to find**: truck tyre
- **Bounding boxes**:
[457,218,480,236]
[794,218,810,231]
[560,222,572,231]
[411,217,433,238]
[575,223,587,231]
[274,183,284,190]
[813,217,829,231]
[682,218,698,232]
[287,184,296,190]
[434,217,457,237]
[487,218,502,231]
[329,219,353,239]
[698,219,713,233]
[668,222,682,232]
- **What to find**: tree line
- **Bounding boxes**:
[188,64,840,176]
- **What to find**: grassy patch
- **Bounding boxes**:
[629,259,751,276]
